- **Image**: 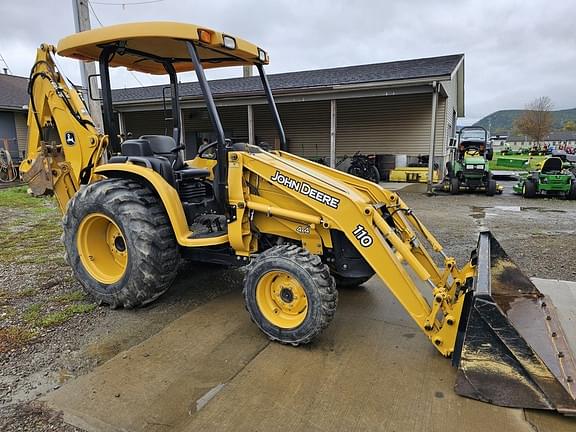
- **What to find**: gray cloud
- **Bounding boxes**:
[0,0,574,122]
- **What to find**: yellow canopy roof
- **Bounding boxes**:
[57,21,268,75]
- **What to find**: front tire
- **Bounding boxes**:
[522,180,537,198]
[450,177,460,195]
[486,178,497,196]
[62,178,180,308]
[243,245,337,345]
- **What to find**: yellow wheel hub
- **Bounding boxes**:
[256,271,308,329]
[77,213,128,284]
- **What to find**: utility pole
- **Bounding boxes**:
[72,0,104,132]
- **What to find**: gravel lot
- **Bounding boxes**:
[1,181,574,431]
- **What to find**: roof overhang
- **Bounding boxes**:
[451,56,465,117]
[57,21,268,75]
[113,75,452,112]
[0,105,27,112]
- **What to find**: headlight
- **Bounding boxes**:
[223,35,236,49]
[258,48,267,62]
[476,164,484,169]
[466,164,474,170]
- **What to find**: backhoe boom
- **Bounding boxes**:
[19,44,107,212]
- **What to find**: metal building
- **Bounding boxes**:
[112,54,464,175]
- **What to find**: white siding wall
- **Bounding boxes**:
[120,91,452,160]
[254,101,330,157]
[336,94,446,157]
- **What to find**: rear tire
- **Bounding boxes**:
[522,180,537,198]
[243,245,337,346]
[450,177,460,195]
[568,182,576,200]
[367,166,380,183]
[62,178,180,308]
[486,179,497,196]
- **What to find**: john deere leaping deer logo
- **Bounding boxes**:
[65,132,76,146]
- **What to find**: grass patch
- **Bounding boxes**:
[18,288,37,298]
[51,290,86,303]
[0,186,54,211]
[0,305,17,322]
[23,304,42,324]
[40,304,96,328]
[0,326,38,353]
[0,186,63,265]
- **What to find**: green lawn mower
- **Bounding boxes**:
[444,126,500,196]
[513,156,576,199]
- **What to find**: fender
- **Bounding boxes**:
[94,163,228,247]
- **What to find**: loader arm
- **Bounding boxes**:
[19,44,108,213]
[231,148,474,357]
[228,146,576,413]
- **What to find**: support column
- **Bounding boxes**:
[247,105,255,145]
[330,99,337,168]
[427,82,438,194]
[117,111,126,136]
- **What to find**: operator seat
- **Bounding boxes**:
[109,135,210,185]
[541,157,563,174]
[140,135,179,166]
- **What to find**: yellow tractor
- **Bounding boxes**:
[20,22,576,413]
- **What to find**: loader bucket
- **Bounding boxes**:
[453,231,576,414]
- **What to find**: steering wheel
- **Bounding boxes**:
[198,141,218,159]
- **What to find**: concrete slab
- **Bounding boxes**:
[45,293,269,432]
[45,278,576,432]
[525,278,576,431]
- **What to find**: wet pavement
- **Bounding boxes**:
[45,275,576,432]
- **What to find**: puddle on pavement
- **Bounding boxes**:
[469,205,567,220]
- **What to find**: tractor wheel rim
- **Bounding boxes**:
[77,213,128,285]
[256,270,308,329]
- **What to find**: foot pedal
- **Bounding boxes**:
[189,214,228,239]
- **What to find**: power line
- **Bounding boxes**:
[87,0,153,87]
[0,52,12,74]
[91,0,164,6]
[87,0,104,26]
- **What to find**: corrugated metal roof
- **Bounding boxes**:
[112,54,463,103]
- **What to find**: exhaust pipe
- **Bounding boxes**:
[453,231,576,414]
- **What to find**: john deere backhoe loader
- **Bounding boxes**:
[20,22,576,413]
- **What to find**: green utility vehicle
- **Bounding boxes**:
[513,156,576,199]
[445,126,499,195]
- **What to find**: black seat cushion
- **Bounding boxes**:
[121,139,153,157]
[541,158,562,173]
[140,135,176,156]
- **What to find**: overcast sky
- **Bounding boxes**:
[0,0,574,123]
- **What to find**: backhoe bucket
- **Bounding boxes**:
[453,231,576,414]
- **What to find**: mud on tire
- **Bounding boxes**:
[62,178,180,308]
[243,244,337,346]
